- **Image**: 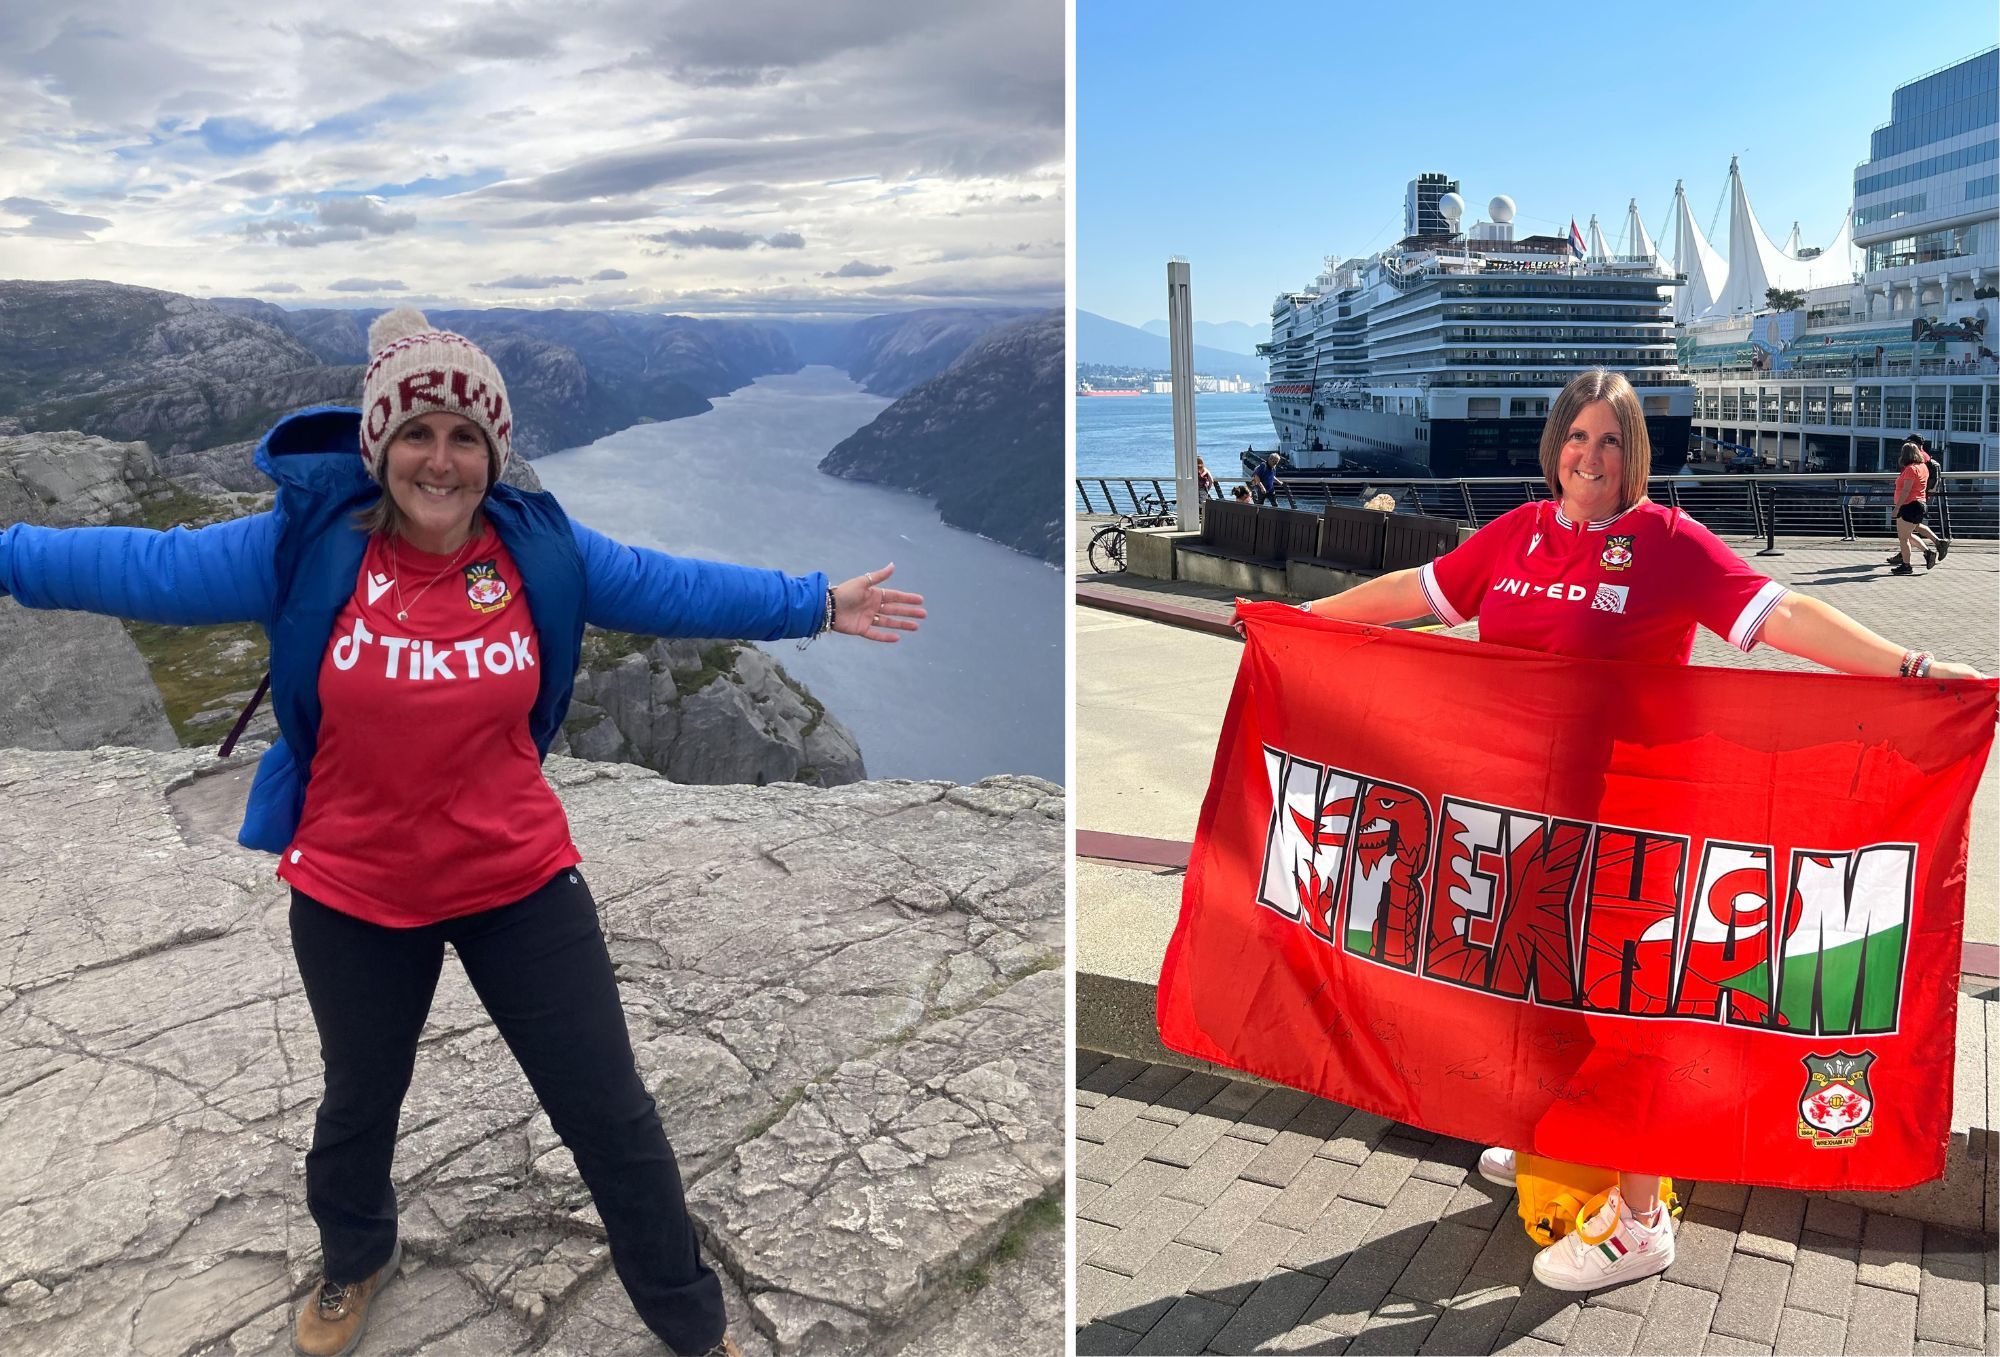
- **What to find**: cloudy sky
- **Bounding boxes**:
[0,0,1064,315]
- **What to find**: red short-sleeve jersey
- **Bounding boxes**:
[277,528,582,926]
[1418,500,1785,666]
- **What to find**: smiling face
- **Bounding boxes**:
[1557,399,1626,522]
[383,411,492,553]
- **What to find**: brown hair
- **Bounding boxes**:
[1538,369,1651,513]
[1899,442,1925,467]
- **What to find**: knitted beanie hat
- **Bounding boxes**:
[358,307,513,481]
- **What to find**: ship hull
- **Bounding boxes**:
[1266,408,1692,478]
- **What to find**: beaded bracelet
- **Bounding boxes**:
[1899,649,1932,679]
[797,587,838,650]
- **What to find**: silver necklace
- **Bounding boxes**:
[388,534,476,623]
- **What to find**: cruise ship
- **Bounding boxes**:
[1259,179,1692,478]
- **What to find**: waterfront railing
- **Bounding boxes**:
[1075,471,2000,542]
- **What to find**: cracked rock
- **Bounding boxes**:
[0,747,1062,1355]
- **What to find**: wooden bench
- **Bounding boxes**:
[1176,501,1311,595]
[1382,511,1465,572]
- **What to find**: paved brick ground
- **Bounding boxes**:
[1074,520,2000,678]
[1074,1050,2000,1356]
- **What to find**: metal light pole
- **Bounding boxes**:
[1167,259,1198,525]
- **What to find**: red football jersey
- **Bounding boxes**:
[277,527,581,926]
[1419,500,1785,666]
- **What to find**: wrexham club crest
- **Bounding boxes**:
[1798,1051,1877,1148]
[464,560,512,614]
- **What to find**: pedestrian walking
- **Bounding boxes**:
[1888,442,1945,573]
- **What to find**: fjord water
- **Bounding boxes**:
[534,365,1063,785]
[1074,390,1274,491]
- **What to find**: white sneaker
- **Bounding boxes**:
[1531,1187,1675,1292]
[1477,1146,1515,1188]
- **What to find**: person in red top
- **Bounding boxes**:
[4,308,926,1357]
[1889,441,1946,574]
[1300,368,1981,1293]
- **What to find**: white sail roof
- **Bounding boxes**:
[1670,179,1728,323]
[1586,214,1611,263]
[1623,199,1659,263]
[1707,158,1858,314]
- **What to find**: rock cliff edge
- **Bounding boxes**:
[0,747,1062,1355]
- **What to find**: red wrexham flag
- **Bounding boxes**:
[1158,603,1996,1188]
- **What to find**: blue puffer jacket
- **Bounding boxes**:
[0,406,829,851]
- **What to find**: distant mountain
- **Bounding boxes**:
[769,308,1034,397]
[1140,318,1264,356]
[4,282,805,459]
[818,309,1061,564]
[1076,311,1262,377]
[0,281,361,455]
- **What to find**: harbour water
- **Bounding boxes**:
[1075,391,1272,491]
[533,366,1064,785]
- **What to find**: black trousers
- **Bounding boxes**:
[289,869,725,1354]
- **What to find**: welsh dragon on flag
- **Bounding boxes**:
[1158,605,1996,1188]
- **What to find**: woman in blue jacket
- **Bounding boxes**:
[0,309,924,1357]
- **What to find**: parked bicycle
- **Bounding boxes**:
[1086,493,1176,574]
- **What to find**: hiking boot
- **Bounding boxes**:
[295,1240,400,1357]
[1531,1187,1674,1292]
[1890,563,1915,575]
[1477,1146,1516,1189]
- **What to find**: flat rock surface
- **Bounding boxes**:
[0,747,1064,1355]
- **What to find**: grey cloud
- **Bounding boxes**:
[821,260,893,278]
[697,183,786,205]
[216,170,283,193]
[15,21,212,124]
[316,196,417,233]
[602,0,940,86]
[244,219,367,247]
[493,201,660,229]
[481,274,583,289]
[0,196,112,239]
[244,193,415,248]
[650,226,762,250]
[327,277,407,292]
[590,268,628,280]
[765,231,804,249]
[479,128,1057,204]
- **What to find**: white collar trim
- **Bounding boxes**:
[1552,504,1631,532]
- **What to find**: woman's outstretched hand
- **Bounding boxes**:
[830,563,926,642]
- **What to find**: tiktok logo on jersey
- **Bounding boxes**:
[329,616,537,679]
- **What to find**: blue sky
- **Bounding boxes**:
[1079,2,1998,328]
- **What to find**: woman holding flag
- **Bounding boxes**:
[1298,367,1981,1290]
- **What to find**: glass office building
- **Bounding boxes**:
[1852,48,1998,285]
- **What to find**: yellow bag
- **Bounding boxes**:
[1514,1153,1681,1247]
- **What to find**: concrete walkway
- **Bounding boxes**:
[1075,1047,1996,1357]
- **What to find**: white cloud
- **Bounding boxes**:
[0,0,1061,314]
[327,276,406,291]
